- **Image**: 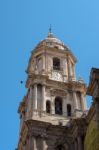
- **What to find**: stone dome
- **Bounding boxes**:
[34,31,77,63]
[36,31,65,50]
[45,32,64,45]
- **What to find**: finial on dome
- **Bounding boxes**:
[49,24,52,33]
[47,24,54,38]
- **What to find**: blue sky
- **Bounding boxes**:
[0,0,99,149]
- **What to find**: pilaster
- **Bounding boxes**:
[81,93,86,111]
[34,84,38,110]
[42,84,46,112]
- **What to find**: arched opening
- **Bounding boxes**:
[37,84,42,96]
[67,104,71,116]
[46,100,51,113]
[53,57,60,70]
[55,97,63,115]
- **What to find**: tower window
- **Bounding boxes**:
[67,104,71,116]
[53,57,60,70]
[55,97,63,115]
[46,100,51,113]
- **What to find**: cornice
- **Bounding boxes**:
[26,74,87,93]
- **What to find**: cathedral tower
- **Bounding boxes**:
[18,31,87,150]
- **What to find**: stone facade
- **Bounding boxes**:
[17,31,88,150]
[84,68,99,150]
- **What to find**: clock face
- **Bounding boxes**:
[52,71,62,81]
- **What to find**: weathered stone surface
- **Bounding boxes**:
[17,32,99,150]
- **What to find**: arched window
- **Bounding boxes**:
[55,97,62,115]
[46,100,51,113]
[53,57,60,70]
[37,84,42,96]
[67,104,71,117]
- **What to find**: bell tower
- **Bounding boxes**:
[17,31,87,150]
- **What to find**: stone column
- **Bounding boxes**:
[42,55,45,71]
[63,58,68,76]
[26,88,33,118]
[42,139,47,150]
[34,84,37,110]
[51,97,55,114]
[63,93,69,116]
[42,84,46,112]
[33,137,37,150]
[31,87,34,114]
[81,93,86,111]
[67,57,72,80]
[77,136,83,150]
[73,92,78,110]
[72,64,76,80]
[29,87,33,115]
[69,60,73,77]
[63,58,68,82]
[65,58,68,76]
[63,98,67,116]
[67,57,70,78]
[66,93,70,116]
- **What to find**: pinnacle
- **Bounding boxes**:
[47,25,54,38]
